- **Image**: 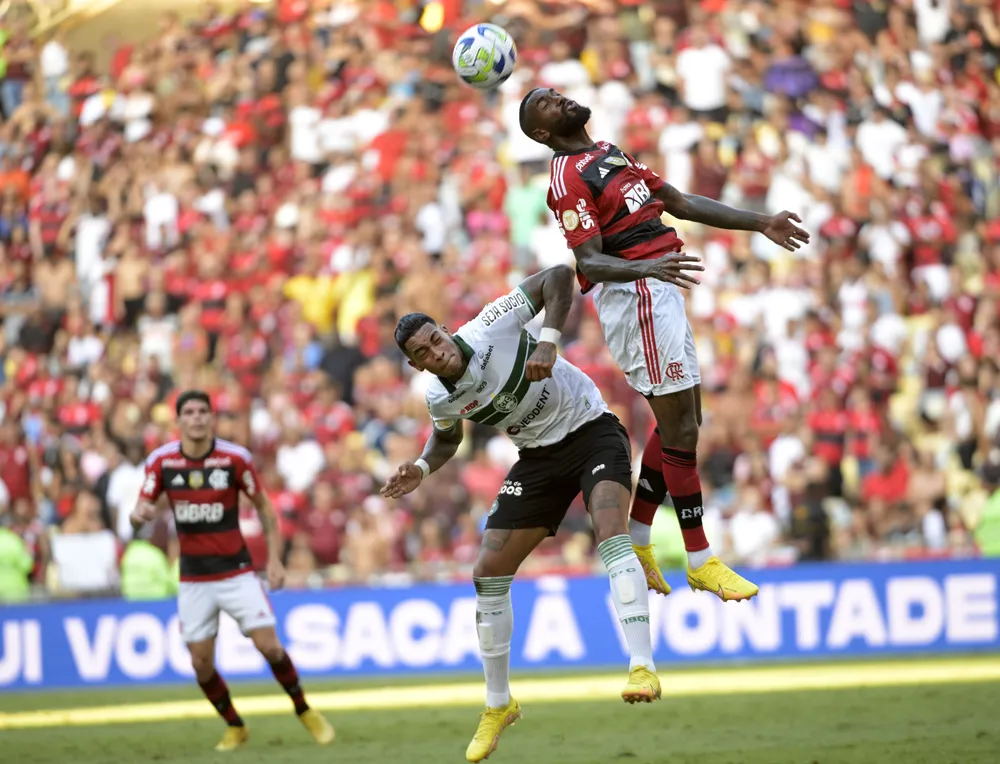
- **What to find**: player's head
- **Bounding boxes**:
[519,87,592,146]
[176,389,214,441]
[395,312,465,379]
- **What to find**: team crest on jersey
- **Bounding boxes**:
[489,499,499,516]
[562,209,580,231]
[188,471,204,489]
[494,393,518,413]
[208,469,229,490]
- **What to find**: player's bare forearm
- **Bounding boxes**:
[519,264,575,331]
[573,237,652,284]
[421,425,464,474]
[656,184,767,232]
[251,494,283,562]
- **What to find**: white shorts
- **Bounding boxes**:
[595,278,701,396]
[177,572,276,643]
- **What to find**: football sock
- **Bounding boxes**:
[660,447,713,568]
[598,534,655,671]
[199,670,244,727]
[269,652,310,715]
[629,428,667,540]
[474,576,515,709]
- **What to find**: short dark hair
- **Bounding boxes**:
[394,313,436,354]
[518,88,542,138]
[176,389,212,416]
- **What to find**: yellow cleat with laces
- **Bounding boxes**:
[632,544,671,596]
[621,665,661,704]
[687,556,759,602]
[465,697,522,762]
[214,725,249,752]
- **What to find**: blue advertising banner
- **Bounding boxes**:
[1,559,998,689]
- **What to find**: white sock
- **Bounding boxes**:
[688,545,714,569]
[474,576,514,708]
[598,534,655,671]
[628,517,652,546]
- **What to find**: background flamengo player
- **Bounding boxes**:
[130,390,334,752]
[519,87,809,602]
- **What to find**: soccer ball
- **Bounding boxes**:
[452,23,517,90]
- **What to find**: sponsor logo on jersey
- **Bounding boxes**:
[476,380,489,393]
[205,457,232,467]
[599,167,609,179]
[592,464,605,475]
[170,474,185,487]
[208,469,229,490]
[460,400,480,415]
[242,471,257,495]
[506,425,521,436]
[481,292,528,327]
[575,153,594,172]
[479,345,494,370]
[493,393,518,413]
[174,501,225,523]
[447,387,469,403]
[162,458,187,468]
[511,385,550,428]
[144,473,158,495]
[623,180,651,214]
[188,471,204,489]
[604,156,627,167]
[576,198,595,229]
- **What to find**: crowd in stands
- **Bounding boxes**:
[1,0,1000,600]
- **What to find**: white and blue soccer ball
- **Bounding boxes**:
[452,23,517,90]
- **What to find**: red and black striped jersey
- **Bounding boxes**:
[141,438,262,582]
[547,141,684,293]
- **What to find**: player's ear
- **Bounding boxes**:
[407,359,423,372]
[533,128,550,143]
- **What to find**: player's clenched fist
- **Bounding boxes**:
[526,342,557,381]
[130,501,158,529]
[381,463,424,499]
[640,253,704,289]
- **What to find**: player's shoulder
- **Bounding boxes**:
[145,440,181,469]
[424,376,452,412]
[215,438,254,465]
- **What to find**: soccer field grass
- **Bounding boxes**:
[3,657,998,764]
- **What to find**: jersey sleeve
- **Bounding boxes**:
[548,168,600,249]
[426,395,460,433]
[624,152,665,194]
[140,456,163,502]
[235,453,263,499]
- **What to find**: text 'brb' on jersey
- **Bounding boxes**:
[142,438,261,582]
[425,287,608,449]
[547,141,684,293]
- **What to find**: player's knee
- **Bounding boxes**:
[190,651,215,680]
[656,409,699,450]
[252,633,285,664]
[473,554,503,581]
[588,481,628,543]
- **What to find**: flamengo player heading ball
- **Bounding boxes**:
[131,390,334,752]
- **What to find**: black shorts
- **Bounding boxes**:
[486,413,633,536]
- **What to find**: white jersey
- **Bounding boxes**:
[425,286,608,449]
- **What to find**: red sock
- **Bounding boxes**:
[270,652,310,715]
[199,671,244,727]
[660,448,709,552]
[631,427,668,525]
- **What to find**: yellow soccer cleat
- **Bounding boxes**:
[299,708,335,745]
[632,544,671,596]
[687,556,759,602]
[621,665,661,704]
[465,697,522,762]
[214,725,249,752]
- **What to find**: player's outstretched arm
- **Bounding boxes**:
[654,183,810,252]
[381,424,465,500]
[573,235,704,289]
[519,265,575,381]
